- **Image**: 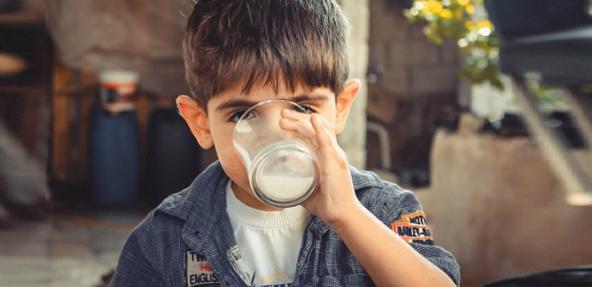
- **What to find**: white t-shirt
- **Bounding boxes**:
[225,182,310,286]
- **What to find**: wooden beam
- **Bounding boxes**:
[51,62,70,181]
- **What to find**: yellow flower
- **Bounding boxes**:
[477,19,492,30]
[425,0,444,14]
[457,0,470,6]
[439,9,453,19]
[464,20,475,30]
[465,4,475,14]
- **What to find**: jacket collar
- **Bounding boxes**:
[157,161,383,237]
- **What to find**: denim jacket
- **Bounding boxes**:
[110,161,460,286]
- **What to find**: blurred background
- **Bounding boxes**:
[1,0,592,286]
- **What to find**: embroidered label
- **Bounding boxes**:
[390,210,434,245]
[185,251,220,286]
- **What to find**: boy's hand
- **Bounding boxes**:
[279,109,362,227]
[281,108,457,287]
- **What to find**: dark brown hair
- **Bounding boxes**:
[182,0,350,108]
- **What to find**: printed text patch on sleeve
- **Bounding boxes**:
[390,210,434,245]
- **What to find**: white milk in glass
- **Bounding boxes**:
[257,174,314,202]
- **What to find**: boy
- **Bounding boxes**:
[110,0,459,286]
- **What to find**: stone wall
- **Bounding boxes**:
[366,0,460,177]
[422,129,592,286]
[368,0,459,102]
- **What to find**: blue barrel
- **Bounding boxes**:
[89,105,139,208]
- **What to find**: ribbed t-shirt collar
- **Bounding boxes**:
[225,181,310,229]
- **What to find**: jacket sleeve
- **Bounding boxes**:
[380,185,461,286]
[109,227,167,287]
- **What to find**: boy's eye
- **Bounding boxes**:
[229,105,314,123]
[296,105,316,114]
[229,110,255,123]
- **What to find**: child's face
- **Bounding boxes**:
[177,79,359,209]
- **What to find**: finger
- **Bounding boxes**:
[316,115,337,134]
[311,116,335,175]
[281,109,311,121]
[279,118,317,140]
[316,116,340,147]
[310,114,334,149]
[311,114,349,168]
[280,109,318,143]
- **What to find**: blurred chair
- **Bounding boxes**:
[367,121,397,183]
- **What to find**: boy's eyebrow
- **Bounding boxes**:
[215,94,329,112]
[289,94,329,103]
[216,99,259,112]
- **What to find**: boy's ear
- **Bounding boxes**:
[335,79,360,134]
[176,95,214,149]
